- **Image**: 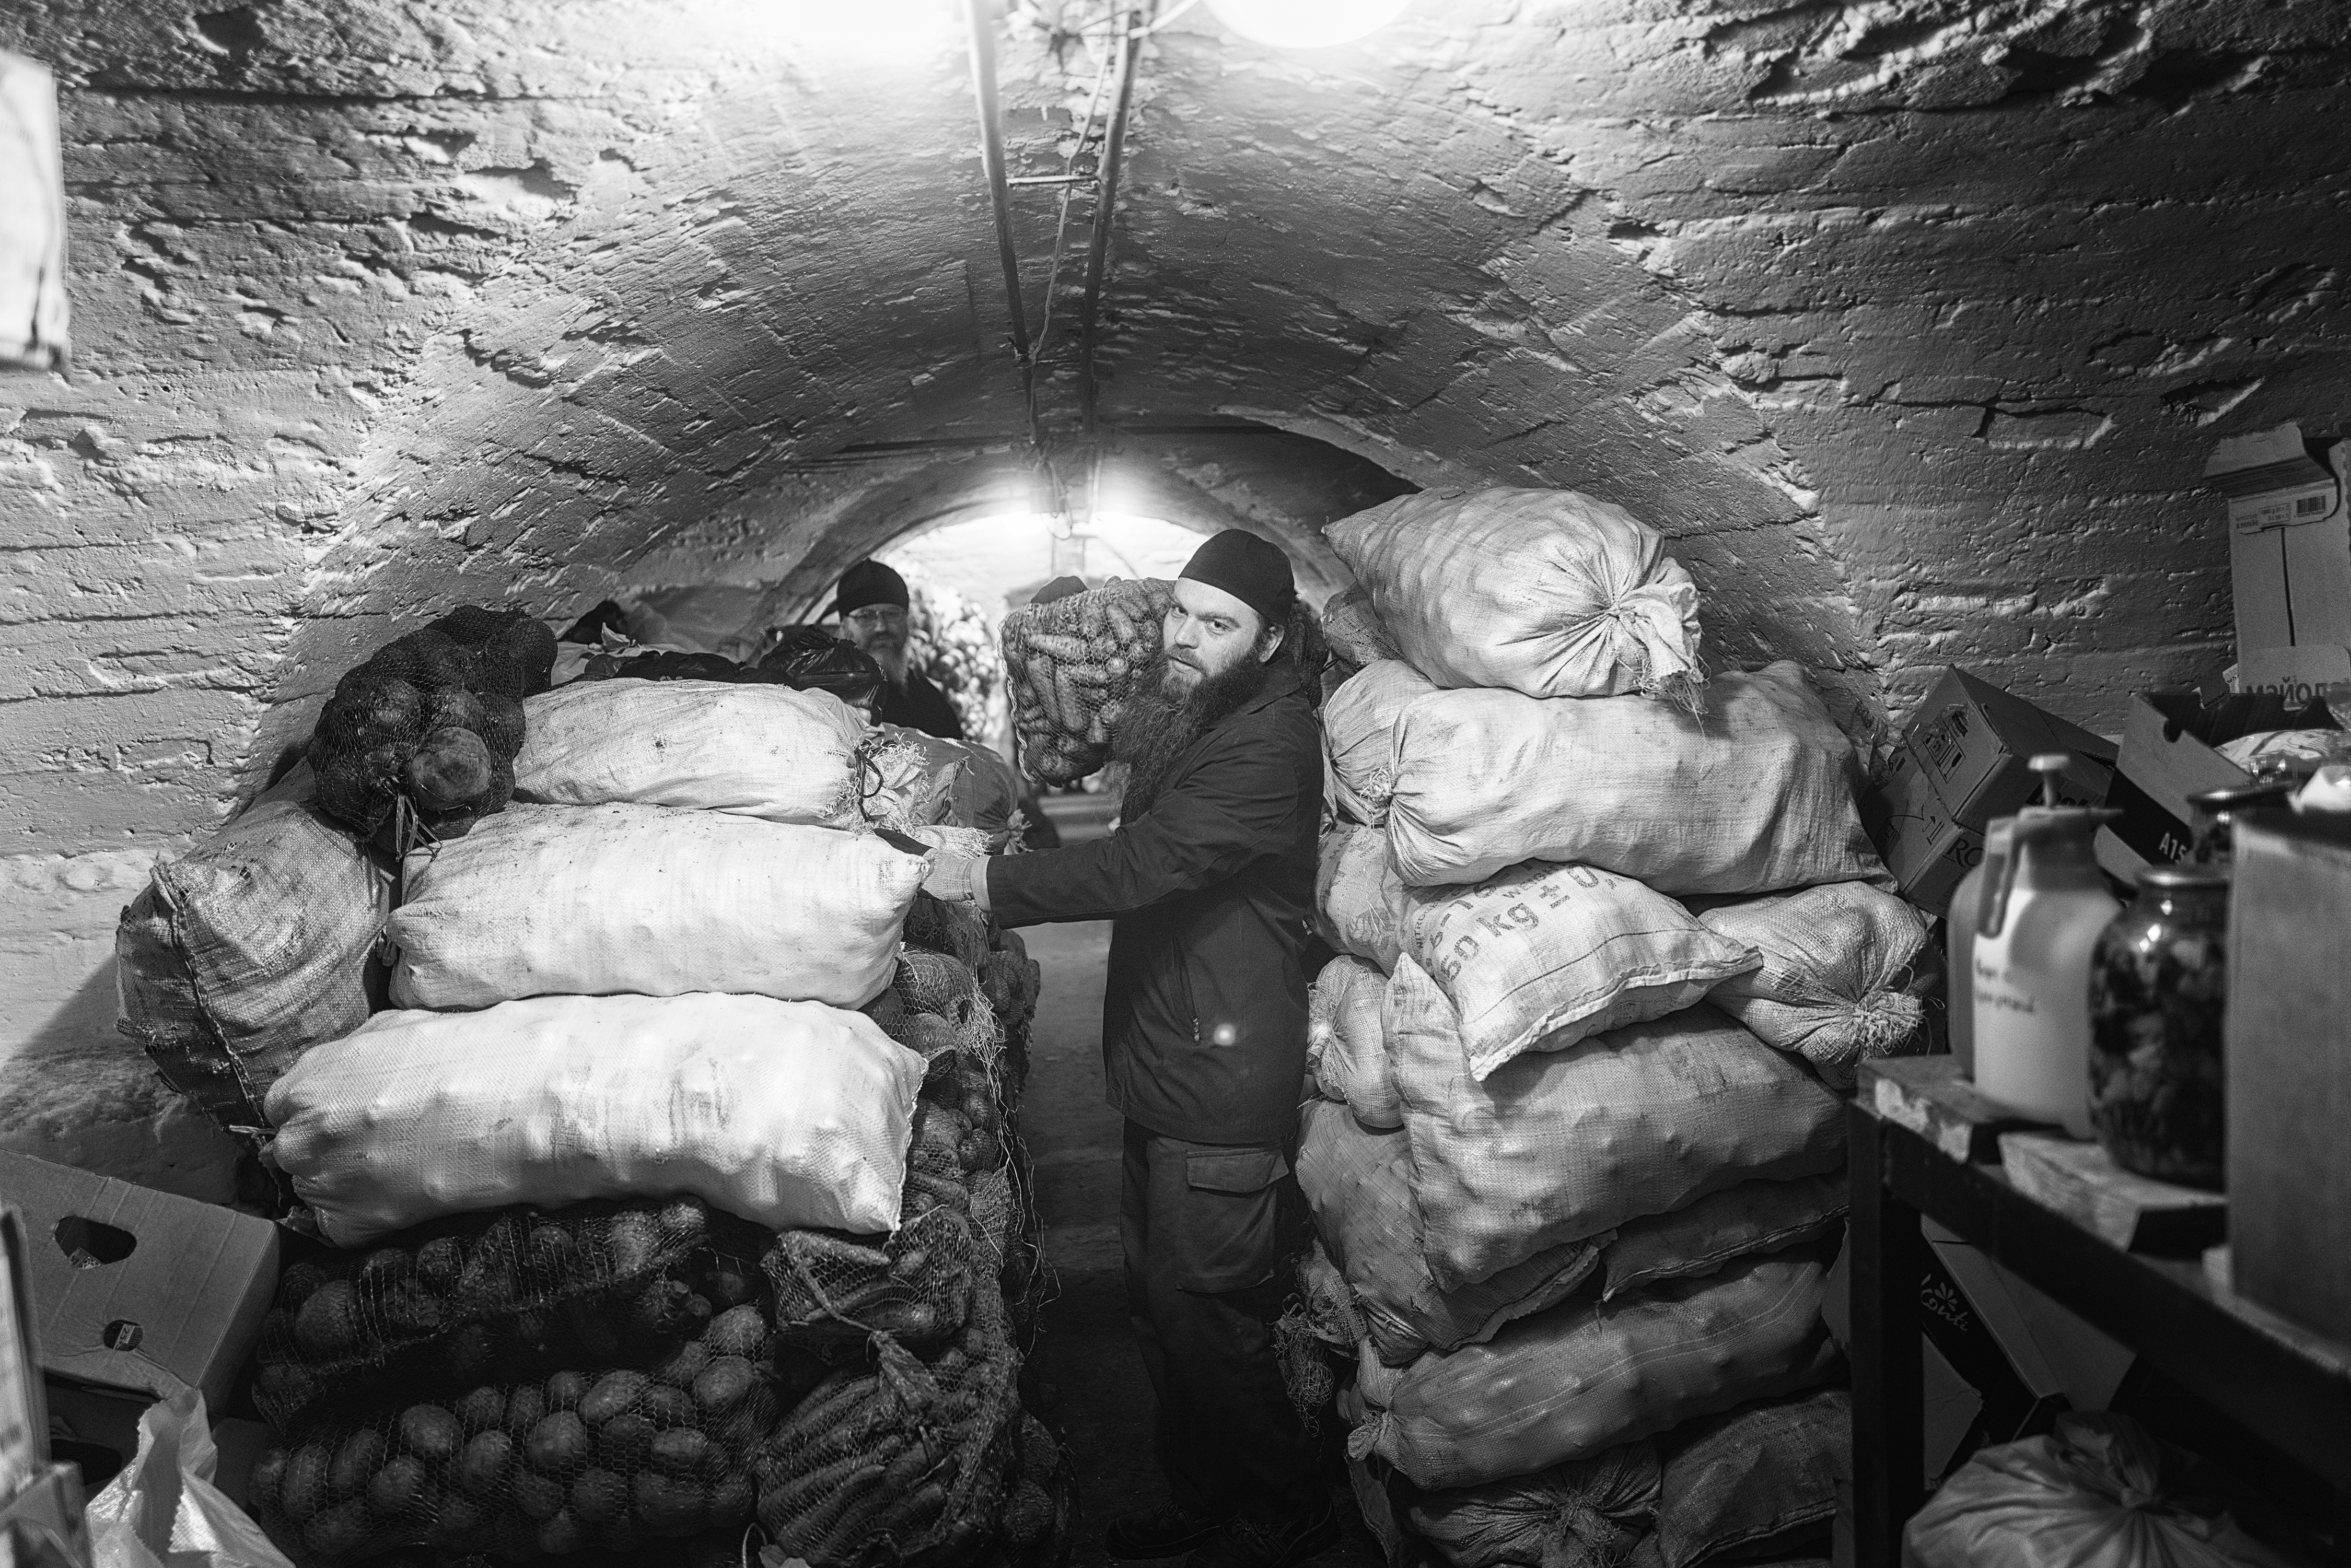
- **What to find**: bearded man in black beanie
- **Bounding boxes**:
[831,559,965,741]
[924,530,1332,1568]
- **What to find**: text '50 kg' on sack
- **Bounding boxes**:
[116,762,390,1134]
[1401,861,1761,1082]
[1352,1249,1841,1491]
[266,992,924,1245]
[387,801,924,1011]
[1691,881,1934,1090]
[1298,1102,1598,1367]
[1326,487,1704,705]
[513,679,866,826]
[1386,661,1888,896]
[1386,959,1846,1291]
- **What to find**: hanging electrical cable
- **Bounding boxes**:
[1073,3,1147,437]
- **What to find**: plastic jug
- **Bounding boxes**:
[1972,754,2120,1136]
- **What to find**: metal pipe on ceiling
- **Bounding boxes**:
[961,0,1046,462]
[1075,4,1146,437]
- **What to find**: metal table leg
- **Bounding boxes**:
[1850,1104,1926,1568]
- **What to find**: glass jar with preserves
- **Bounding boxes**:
[2087,863,2230,1189]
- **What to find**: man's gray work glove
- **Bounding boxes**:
[923,853,989,910]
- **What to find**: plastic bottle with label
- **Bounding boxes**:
[1971,754,2121,1136]
[1943,818,2012,1078]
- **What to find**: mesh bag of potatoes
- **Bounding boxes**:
[252,1197,753,1432]
[250,1311,786,1565]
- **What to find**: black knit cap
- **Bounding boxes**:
[1179,529,1295,625]
[833,559,911,618]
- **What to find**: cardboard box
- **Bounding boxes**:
[2226,810,2351,1342]
[0,1153,276,1418]
[2097,688,2335,876]
[2232,642,2351,705]
[1867,668,2116,914]
[2208,423,2351,653]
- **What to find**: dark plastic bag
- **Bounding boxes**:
[759,630,886,711]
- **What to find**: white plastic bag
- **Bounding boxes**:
[86,1388,298,1568]
[388,801,923,1011]
[1323,661,1437,826]
[1326,487,1703,704]
[1386,662,1887,896]
[1386,959,1846,1290]
[1309,956,1402,1129]
[266,992,924,1243]
[1693,881,1933,1089]
[1401,861,1760,1081]
[513,679,866,824]
[1904,1413,2296,1568]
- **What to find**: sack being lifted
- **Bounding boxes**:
[1325,487,1703,706]
[1001,577,1173,784]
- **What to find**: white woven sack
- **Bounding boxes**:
[1299,1100,1600,1367]
[1351,1252,1838,1491]
[265,993,925,1244]
[1694,881,1933,1090]
[1402,861,1761,1082]
[1317,822,1405,973]
[1387,661,1887,896]
[1326,487,1703,703]
[1309,956,1401,1128]
[388,801,922,1011]
[1600,1171,1847,1301]
[514,679,865,824]
[1323,661,1436,826]
[1386,957,1846,1290]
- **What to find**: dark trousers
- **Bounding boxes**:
[1120,1121,1322,1524]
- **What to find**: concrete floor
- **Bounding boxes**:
[1014,915,1386,1568]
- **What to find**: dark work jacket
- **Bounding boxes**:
[986,662,1322,1147]
[877,670,964,741]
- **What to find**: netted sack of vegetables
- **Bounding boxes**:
[890,949,1006,1071]
[763,1201,976,1353]
[253,1197,742,1431]
[904,892,991,974]
[754,1329,1025,1568]
[1002,577,1174,785]
[248,1328,786,1566]
[999,1411,1072,1568]
[311,607,552,851]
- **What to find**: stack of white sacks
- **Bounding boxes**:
[265,675,994,1252]
[1303,489,1935,1568]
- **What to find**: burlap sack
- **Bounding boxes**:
[388,801,922,1011]
[1692,881,1932,1089]
[1309,956,1401,1129]
[1322,584,1403,672]
[268,993,924,1243]
[1317,822,1405,973]
[1299,1101,1599,1367]
[1401,861,1760,1081]
[1353,1251,1840,1491]
[1386,662,1886,896]
[1322,660,1436,826]
[1386,961,1846,1290]
[514,679,864,824]
[1326,487,1703,704]
[1601,1172,1847,1301]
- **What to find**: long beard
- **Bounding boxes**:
[1112,651,1270,817]
[870,642,911,689]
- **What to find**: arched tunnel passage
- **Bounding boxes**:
[614,419,1416,650]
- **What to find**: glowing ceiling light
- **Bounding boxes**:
[1203,0,1409,48]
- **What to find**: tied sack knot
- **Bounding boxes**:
[1601,576,1705,714]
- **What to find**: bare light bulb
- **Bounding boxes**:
[1203,0,1409,48]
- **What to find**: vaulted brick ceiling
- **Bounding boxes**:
[6,0,2351,854]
